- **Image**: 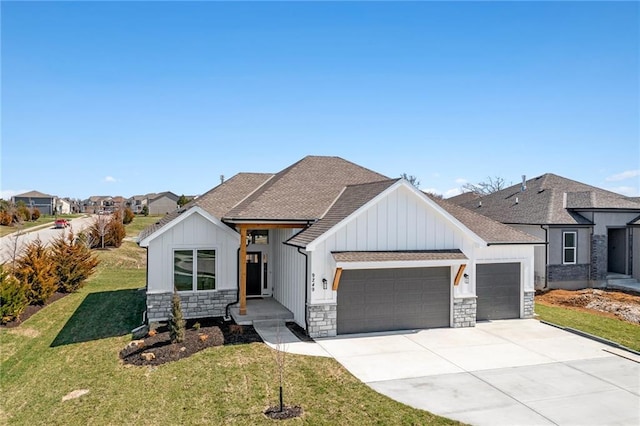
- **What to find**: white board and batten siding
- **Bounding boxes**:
[308,184,474,302]
[271,229,307,327]
[146,211,239,293]
[307,183,535,308]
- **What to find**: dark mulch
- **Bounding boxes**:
[1,292,69,328]
[286,321,314,342]
[120,317,263,366]
[264,405,303,420]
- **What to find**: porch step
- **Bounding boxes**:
[229,298,294,326]
[606,275,640,293]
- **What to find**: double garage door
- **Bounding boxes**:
[336,263,522,335]
[337,267,450,335]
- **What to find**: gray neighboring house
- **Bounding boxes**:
[12,190,56,215]
[147,192,179,215]
[450,174,640,289]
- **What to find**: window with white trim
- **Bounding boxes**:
[563,231,577,264]
[174,249,216,291]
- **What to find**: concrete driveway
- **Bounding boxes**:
[317,319,640,426]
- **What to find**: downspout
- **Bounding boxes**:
[296,247,310,334]
[540,225,548,289]
[224,247,241,320]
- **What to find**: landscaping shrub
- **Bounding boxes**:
[0,265,29,324]
[141,205,149,216]
[107,211,126,247]
[31,208,41,221]
[89,212,126,249]
[123,207,134,225]
[50,232,99,293]
[14,239,57,304]
[169,293,186,343]
[0,210,12,226]
[16,205,30,222]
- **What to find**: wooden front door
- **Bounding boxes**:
[246,252,262,296]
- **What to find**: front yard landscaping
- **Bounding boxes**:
[1,238,457,425]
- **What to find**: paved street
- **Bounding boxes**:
[0,216,96,264]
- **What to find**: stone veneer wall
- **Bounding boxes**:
[591,234,607,281]
[523,291,535,318]
[307,304,337,338]
[547,264,590,283]
[452,297,476,328]
[146,290,237,322]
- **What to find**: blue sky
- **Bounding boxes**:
[2,1,638,200]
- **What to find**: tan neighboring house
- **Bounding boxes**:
[147,192,179,215]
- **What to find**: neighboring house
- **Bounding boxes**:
[83,195,116,213]
[147,192,179,215]
[450,174,640,290]
[56,198,71,215]
[12,190,56,215]
[139,156,541,338]
[127,195,149,214]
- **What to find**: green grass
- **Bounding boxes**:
[125,215,164,238]
[0,242,457,425]
[535,302,640,352]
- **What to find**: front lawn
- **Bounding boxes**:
[0,242,457,425]
[125,214,164,238]
[535,302,640,352]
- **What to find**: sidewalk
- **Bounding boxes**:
[252,320,330,357]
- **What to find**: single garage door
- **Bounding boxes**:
[337,267,450,335]
[476,263,521,321]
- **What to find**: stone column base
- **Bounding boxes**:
[453,297,477,328]
[307,304,337,338]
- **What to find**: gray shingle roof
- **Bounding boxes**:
[450,173,640,225]
[224,156,387,221]
[332,250,467,263]
[287,179,399,247]
[431,196,543,244]
[138,173,274,242]
[14,190,54,198]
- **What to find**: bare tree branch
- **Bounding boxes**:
[461,176,509,195]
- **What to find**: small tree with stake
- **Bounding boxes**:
[264,323,302,419]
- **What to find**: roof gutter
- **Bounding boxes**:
[486,241,547,246]
[222,218,313,225]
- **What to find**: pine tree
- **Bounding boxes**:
[169,293,186,343]
[14,239,57,304]
[50,232,99,293]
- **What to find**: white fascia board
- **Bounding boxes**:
[337,259,468,270]
[306,180,486,251]
[138,206,238,247]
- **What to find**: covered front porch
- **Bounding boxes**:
[230,297,294,325]
[230,222,308,327]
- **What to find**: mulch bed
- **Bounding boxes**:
[120,317,263,366]
[264,405,303,420]
[1,292,69,328]
[286,322,314,342]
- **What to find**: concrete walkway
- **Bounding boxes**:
[316,320,640,426]
[252,320,330,357]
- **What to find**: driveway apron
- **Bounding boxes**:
[317,319,640,426]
